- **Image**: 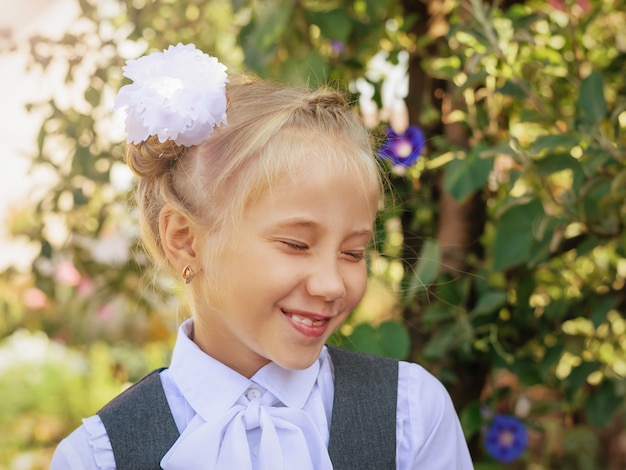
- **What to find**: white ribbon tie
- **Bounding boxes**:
[161,386,333,470]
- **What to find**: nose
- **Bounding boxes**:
[305,256,347,301]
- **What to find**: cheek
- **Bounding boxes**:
[346,265,369,306]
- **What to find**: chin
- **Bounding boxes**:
[275,348,324,371]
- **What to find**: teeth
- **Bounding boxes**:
[291,314,326,327]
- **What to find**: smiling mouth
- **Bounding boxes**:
[290,314,327,327]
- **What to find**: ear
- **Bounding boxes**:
[159,204,198,271]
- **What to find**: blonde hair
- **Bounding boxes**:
[125,75,382,291]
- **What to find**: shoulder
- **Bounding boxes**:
[397,360,457,430]
[396,361,473,468]
[50,415,115,470]
[398,360,450,406]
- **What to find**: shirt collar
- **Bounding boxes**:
[251,352,320,409]
[169,319,321,420]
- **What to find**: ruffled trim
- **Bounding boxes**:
[114,43,228,146]
[83,415,117,470]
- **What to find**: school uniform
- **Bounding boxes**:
[51,319,473,469]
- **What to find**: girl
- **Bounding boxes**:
[51,44,473,469]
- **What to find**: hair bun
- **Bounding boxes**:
[125,136,185,179]
[305,92,347,110]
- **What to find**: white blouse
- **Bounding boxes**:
[50,320,473,469]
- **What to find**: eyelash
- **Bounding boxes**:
[282,241,308,251]
[281,241,365,261]
[344,252,365,261]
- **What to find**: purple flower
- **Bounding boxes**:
[484,414,528,463]
[378,125,425,169]
[330,41,345,55]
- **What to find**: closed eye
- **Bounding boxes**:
[342,251,365,261]
[281,240,309,251]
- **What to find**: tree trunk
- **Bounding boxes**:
[401,0,489,460]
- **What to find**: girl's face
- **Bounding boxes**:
[192,156,378,378]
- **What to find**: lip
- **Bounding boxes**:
[281,308,332,338]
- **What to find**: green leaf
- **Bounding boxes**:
[576,71,607,130]
[421,302,455,326]
[510,357,543,385]
[581,178,612,227]
[425,56,462,80]
[239,1,295,74]
[611,168,626,200]
[280,50,328,87]
[461,70,489,90]
[407,239,441,296]
[530,134,580,154]
[40,240,53,259]
[347,323,384,356]
[436,274,471,307]
[585,380,622,428]
[528,215,562,267]
[565,361,601,397]
[533,152,581,176]
[580,145,615,174]
[539,343,564,380]
[497,80,528,99]
[254,1,294,48]
[443,150,493,202]
[377,321,410,360]
[73,188,88,207]
[469,291,507,318]
[364,0,391,18]
[544,298,568,320]
[307,9,353,43]
[36,126,46,160]
[85,87,100,108]
[346,321,410,359]
[240,41,272,75]
[492,199,544,271]
[508,11,542,29]
[459,401,483,439]
[423,321,473,359]
[590,295,617,328]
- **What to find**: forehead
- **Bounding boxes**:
[208,126,381,232]
[261,128,379,192]
[244,157,378,230]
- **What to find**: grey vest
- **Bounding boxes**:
[98,345,398,469]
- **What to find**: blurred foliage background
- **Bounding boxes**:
[1,0,626,468]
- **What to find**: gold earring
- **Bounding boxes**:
[181,265,195,284]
